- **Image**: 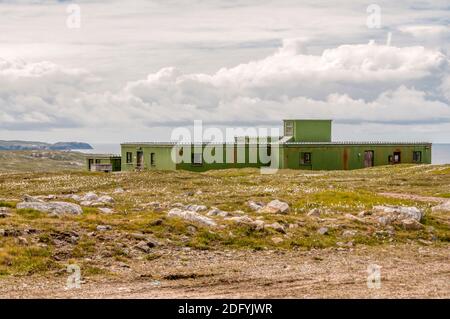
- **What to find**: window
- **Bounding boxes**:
[151,153,156,166]
[95,159,101,164]
[126,152,133,164]
[413,151,422,163]
[300,152,312,165]
[192,152,203,166]
[284,121,294,136]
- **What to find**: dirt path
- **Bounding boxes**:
[379,192,448,203]
[1,244,449,298]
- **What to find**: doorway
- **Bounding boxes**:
[393,151,401,164]
[88,159,94,171]
[364,150,374,168]
[136,151,144,169]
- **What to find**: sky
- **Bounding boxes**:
[0,0,450,143]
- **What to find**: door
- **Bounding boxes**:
[364,150,374,168]
[136,151,144,169]
[88,159,94,171]
[393,151,401,164]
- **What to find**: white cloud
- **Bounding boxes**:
[1,41,449,134]
[399,25,450,38]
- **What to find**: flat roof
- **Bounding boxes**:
[121,141,431,146]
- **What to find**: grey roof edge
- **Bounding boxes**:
[121,140,431,146]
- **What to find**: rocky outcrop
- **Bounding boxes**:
[16,199,82,215]
[373,205,423,222]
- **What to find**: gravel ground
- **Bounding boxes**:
[1,243,449,298]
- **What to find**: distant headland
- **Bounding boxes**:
[0,140,93,151]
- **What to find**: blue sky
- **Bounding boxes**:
[0,0,450,143]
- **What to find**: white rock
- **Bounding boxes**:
[342,230,357,238]
[167,208,216,227]
[259,200,289,214]
[248,200,264,211]
[373,205,423,222]
[98,207,114,214]
[307,208,321,217]
[344,213,365,223]
[98,195,114,204]
[207,208,229,217]
[71,194,82,202]
[185,204,208,212]
[16,201,82,215]
[113,188,125,194]
[431,201,450,212]
[82,192,98,202]
[401,218,424,230]
[225,215,254,225]
[265,222,286,234]
[317,227,328,235]
[271,237,284,244]
[96,225,112,231]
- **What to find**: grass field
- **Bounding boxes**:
[0,151,449,297]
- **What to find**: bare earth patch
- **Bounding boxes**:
[1,244,449,298]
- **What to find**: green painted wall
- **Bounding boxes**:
[284,120,332,142]
[281,144,431,170]
[121,144,176,171]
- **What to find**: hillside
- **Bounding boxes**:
[0,151,86,172]
[0,164,449,297]
[0,140,92,151]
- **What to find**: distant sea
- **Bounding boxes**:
[74,143,450,165]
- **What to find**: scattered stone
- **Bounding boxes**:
[288,223,298,229]
[185,204,207,212]
[0,207,12,218]
[271,237,284,244]
[23,194,42,202]
[167,208,216,227]
[0,229,5,236]
[171,203,184,208]
[344,213,365,223]
[358,210,372,217]
[265,222,286,234]
[82,192,99,202]
[16,201,83,215]
[431,201,450,212]
[96,225,112,231]
[70,194,82,202]
[98,207,114,214]
[135,241,152,253]
[98,195,114,204]
[113,188,125,194]
[150,219,163,226]
[248,200,264,211]
[317,227,328,235]
[401,218,424,231]
[418,239,433,245]
[186,225,197,234]
[252,220,265,231]
[225,215,254,225]
[206,207,229,217]
[373,205,423,222]
[342,230,357,238]
[307,208,321,217]
[17,237,28,245]
[259,200,289,214]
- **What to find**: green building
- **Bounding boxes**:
[85,154,121,172]
[87,120,432,172]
